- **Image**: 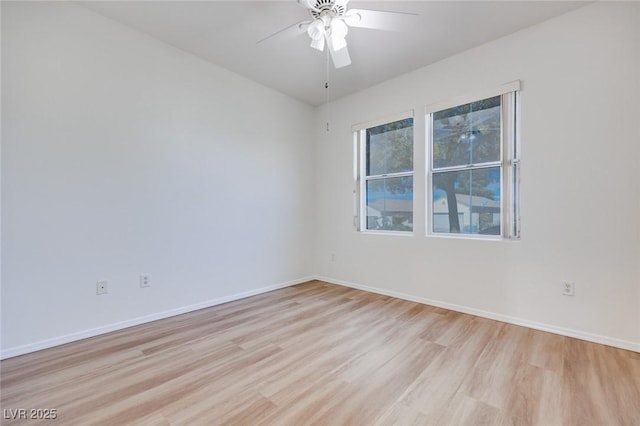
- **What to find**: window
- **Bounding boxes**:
[355,114,414,233]
[427,88,519,238]
[352,82,520,239]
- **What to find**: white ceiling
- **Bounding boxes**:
[79,1,589,106]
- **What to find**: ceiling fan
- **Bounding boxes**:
[259,0,418,69]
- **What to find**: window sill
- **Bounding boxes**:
[358,230,414,237]
[427,233,519,242]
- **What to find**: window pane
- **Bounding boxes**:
[433,96,501,168]
[366,176,413,232]
[366,118,413,176]
[432,167,501,235]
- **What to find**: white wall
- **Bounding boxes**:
[1,2,315,356]
[314,2,640,350]
[636,2,640,351]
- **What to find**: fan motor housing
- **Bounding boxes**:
[310,0,346,19]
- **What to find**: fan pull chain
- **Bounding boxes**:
[325,47,331,132]
[325,82,330,132]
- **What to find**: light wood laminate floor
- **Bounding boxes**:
[1,281,639,425]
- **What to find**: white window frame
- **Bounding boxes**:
[353,111,415,235]
[426,81,520,240]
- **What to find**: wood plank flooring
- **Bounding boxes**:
[1,280,639,425]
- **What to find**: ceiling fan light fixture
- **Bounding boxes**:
[330,18,348,39]
[310,35,326,51]
[307,18,325,40]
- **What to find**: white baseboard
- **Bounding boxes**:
[3,275,637,359]
[0,276,314,360]
[315,275,640,353]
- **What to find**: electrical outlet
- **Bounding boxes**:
[139,274,150,288]
[96,280,108,295]
[562,281,575,296]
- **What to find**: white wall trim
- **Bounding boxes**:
[315,275,640,353]
[0,276,314,360]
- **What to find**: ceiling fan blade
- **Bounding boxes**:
[298,0,320,12]
[329,43,351,69]
[344,9,418,31]
[257,19,311,44]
